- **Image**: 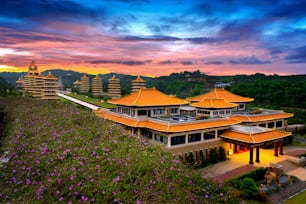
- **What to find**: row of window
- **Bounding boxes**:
[118,107,179,116]
[197,109,231,116]
[258,120,283,128]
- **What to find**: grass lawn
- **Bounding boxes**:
[66,93,116,109]
[283,190,306,204]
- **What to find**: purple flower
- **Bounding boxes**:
[136,200,142,204]
[81,196,88,202]
[59,197,63,202]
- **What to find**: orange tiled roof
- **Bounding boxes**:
[45,72,57,79]
[230,112,293,123]
[191,98,238,109]
[132,75,146,82]
[95,109,239,133]
[16,77,24,83]
[81,74,88,79]
[221,129,291,144]
[109,75,120,81]
[188,88,254,103]
[108,88,188,107]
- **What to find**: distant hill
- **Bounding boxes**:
[1,69,306,108]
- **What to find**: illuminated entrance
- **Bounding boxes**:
[221,125,291,165]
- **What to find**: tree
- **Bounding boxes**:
[240,178,258,199]
[218,146,226,161]
[209,148,218,163]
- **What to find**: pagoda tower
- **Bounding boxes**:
[108,75,121,99]
[131,75,146,92]
[15,76,24,92]
[80,74,89,93]
[73,80,81,91]
[92,75,103,96]
[24,61,39,96]
[42,72,58,100]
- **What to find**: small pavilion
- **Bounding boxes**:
[220,125,291,164]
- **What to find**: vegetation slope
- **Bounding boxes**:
[0,97,241,203]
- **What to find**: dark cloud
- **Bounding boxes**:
[158,60,177,65]
[181,61,193,65]
[205,61,224,65]
[285,46,306,64]
[229,56,271,64]
[122,35,181,41]
[86,59,151,66]
[185,37,222,44]
[1,0,101,21]
[148,24,171,33]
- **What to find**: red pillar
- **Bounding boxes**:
[234,144,237,153]
[255,147,260,163]
[249,147,254,165]
[279,141,283,155]
[274,142,279,157]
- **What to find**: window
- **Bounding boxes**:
[213,111,218,115]
[141,129,152,139]
[155,134,167,144]
[276,121,283,128]
[239,104,245,109]
[138,109,147,116]
[171,108,178,114]
[259,123,266,128]
[153,109,165,115]
[204,131,215,140]
[219,110,225,115]
[188,133,201,143]
[226,110,231,114]
[171,135,185,146]
[268,122,274,128]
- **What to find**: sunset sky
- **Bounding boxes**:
[1,0,306,76]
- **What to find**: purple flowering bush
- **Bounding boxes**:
[0,97,241,203]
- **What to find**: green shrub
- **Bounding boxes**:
[218,146,226,161]
[240,178,258,199]
[209,148,218,162]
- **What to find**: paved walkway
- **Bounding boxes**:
[199,146,306,182]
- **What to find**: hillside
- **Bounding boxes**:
[1,70,306,108]
[0,97,242,203]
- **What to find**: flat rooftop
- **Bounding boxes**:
[230,125,270,134]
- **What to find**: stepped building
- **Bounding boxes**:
[107,75,121,99]
[96,87,293,165]
[21,61,58,99]
[15,76,24,92]
[80,74,90,93]
[131,75,146,92]
[92,75,103,96]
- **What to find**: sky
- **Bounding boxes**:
[0,0,306,76]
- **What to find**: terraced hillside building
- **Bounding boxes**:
[80,74,90,93]
[107,75,121,99]
[92,75,103,96]
[131,75,146,92]
[23,61,58,100]
[95,87,293,164]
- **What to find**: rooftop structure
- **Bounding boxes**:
[131,75,146,92]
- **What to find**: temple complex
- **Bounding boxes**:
[21,61,58,99]
[92,75,103,96]
[96,87,293,164]
[107,75,121,98]
[131,75,146,92]
[80,74,90,93]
